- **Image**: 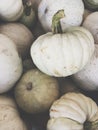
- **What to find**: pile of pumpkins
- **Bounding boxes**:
[0,0,98,130]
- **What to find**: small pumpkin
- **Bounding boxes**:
[82,11,98,44]
[0,34,23,93]
[0,23,34,59]
[72,44,98,91]
[47,92,98,130]
[14,69,59,114]
[83,0,98,11]
[0,0,23,21]
[0,95,27,130]
[38,0,84,32]
[30,10,95,77]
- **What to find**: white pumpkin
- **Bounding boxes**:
[0,95,27,130]
[0,34,23,93]
[30,26,94,77]
[72,44,98,91]
[47,92,98,130]
[38,0,84,32]
[0,23,34,59]
[0,0,23,21]
[83,12,98,44]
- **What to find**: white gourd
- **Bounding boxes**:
[30,26,94,77]
[47,92,98,130]
[72,44,98,91]
[0,0,23,21]
[38,0,84,32]
[0,34,23,93]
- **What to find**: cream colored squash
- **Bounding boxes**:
[0,95,27,130]
[83,12,98,44]
[0,34,23,93]
[0,0,23,21]
[30,23,94,77]
[72,44,98,91]
[38,0,84,32]
[0,23,34,59]
[47,92,98,130]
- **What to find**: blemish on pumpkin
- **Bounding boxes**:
[40,46,48,52]
[54,70,61,76]
[45,8,48,13]
[51,109,58,112]
[26,82,32,90]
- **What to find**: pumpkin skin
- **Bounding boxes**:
[0,0,23,21]
[72,44,98,91]
[0,95,27,130]
[38,0,84,32]
[47,92,98,130]
[0,23,34,59]
[30,27,94,77]
[14,69,59,114]
[0,34,23,93]
[83,12,98,45]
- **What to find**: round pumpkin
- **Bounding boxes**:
[14,69,59,114]
[0,34,23,93]
[38,0,84,32]
[82,11,98,44]
[0,95,27,130]
[30,26,94,77]
[72,44,98,91]
[47,92,98,130]
[0,0,23,21]
[0,23,34,59]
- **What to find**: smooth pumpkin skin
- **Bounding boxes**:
[0,34,23,93]
[38,0,84,32]
[83,12,98,44]
[0,23,34,59]
[0,95,27,130]
[0,0,23,21]
[72,44,98,91]
[14,69,59,114]
[30,27,94,77]
[47,92,98,130]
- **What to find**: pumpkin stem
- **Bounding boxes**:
[23,0,32,16]
[84,120,98,130]
[52,10,65,34]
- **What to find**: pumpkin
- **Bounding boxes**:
[83,0,98,11]
[82,12,98,44]
[0,23,34,59]
[0,95,27,130]
[0,0,23,21]
[19,0,36,29]
[14,69,59,114]
[71,44,98,91]
[0,34,23,93]
[38,0,84,32]
[47,92,98,130]
[30,10,95,77]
